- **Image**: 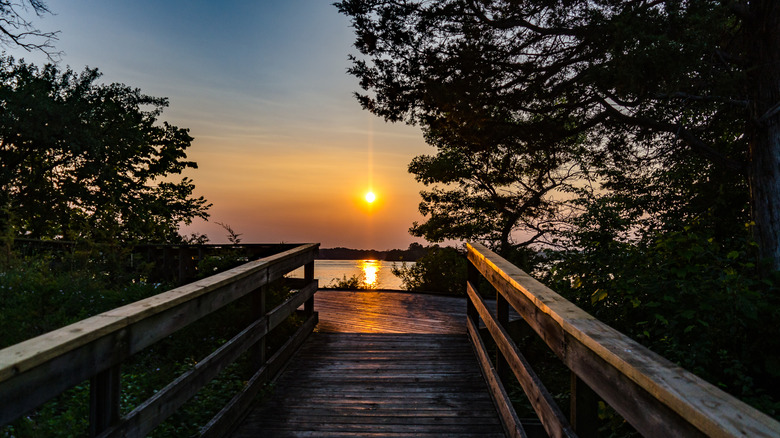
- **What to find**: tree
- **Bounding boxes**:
[0,0,58,58]
[0,58,210,243]
[337,0,780,414]
[408,125,584,256]
[336,0,780,272]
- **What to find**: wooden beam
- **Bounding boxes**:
[496,293,510,383]
[467,317,527,438]
[304,261,315,316]
[467,282,576,438]
[0,243,318,426]
[467,242,780,438]
[267,281,317,328]
[200,312,318,438]
[570,373,599,438]
[95,278,317,437]
[89,365,120,437]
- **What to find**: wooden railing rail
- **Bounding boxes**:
[465,242,780,438]
[0,243,319,437]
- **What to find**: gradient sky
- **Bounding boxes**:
[4,0,437,249]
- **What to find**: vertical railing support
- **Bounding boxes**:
[570,373,599,438]
[466,261,479,328]
[251,285,268,370]
[89,364,120,437]
[304,261,315,316]
[496,292,510,383]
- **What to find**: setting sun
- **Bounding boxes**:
[365,191,376,203]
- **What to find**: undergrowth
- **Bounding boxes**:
[1,247,302,437]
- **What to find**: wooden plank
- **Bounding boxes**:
[267,281,317,328]
[467,242,780,438]
[231,329,505,437]
[253,424,504,434]
[313,290,466,334]
[89,364,120,437]
[267,399,498,410]
[468,281,576,438]
[200,312,318,438]
[570,373,599,438]
[0,243,318,426]
[97,283,317,437]
[242,432,505,438]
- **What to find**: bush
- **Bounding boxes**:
[327,273,376,290]
[543,223,780,419]
[392,246,467,295]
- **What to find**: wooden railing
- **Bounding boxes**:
[11,238,303,285]
[465,242,780,438]
[0,243,319,437]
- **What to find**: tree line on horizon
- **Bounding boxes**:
[318,242,430,261]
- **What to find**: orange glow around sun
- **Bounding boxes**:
[365,191,376,203]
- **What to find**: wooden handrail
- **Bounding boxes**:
[0,243,319,437]
[466,242,780,438]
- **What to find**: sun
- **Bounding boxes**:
[365,191,376,203]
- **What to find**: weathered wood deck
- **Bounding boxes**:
[230,290,506,437]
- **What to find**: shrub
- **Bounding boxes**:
[392,246,467,295]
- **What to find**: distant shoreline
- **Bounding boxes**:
[317,246,426,262]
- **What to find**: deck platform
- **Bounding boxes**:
[230,290,506,437]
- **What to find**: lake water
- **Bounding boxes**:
[289,259,413,290]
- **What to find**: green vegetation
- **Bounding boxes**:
[338,0,780,423]
[328,273,376,290]
[0,247,300,437]
[0,57,210,245]
[392,246,467,295]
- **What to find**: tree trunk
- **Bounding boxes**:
[747,0,780,273]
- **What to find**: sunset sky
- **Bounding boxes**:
[5,0,434,249]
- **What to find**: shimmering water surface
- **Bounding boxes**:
[289,259,412,290]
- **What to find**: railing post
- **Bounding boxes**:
[466,259,479,327]
[570,373,599,438]
[496,292,510,383]
[251,285,267,369]
[89,364,120,437]
[304,260,315,316]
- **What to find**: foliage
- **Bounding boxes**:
[327,273,377,290]
[336,0,780,270]
[1,249,304,436]
[215,222,242,244]
[408,135,585,255]
[338,0,780,423]
[392,246,467,295]
[0,250,162,348]
[196,251,249,279]
[0,57,210,244]
[543,213,780,417]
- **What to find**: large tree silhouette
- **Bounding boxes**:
[337,0,780,272]
[0,59,210,243]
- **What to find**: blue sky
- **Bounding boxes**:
[5,1,433,249]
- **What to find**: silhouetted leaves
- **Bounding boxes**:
[0,58,210,243]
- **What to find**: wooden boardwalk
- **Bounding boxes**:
[230,290,506,437]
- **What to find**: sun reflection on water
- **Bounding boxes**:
[360,259,380,288]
